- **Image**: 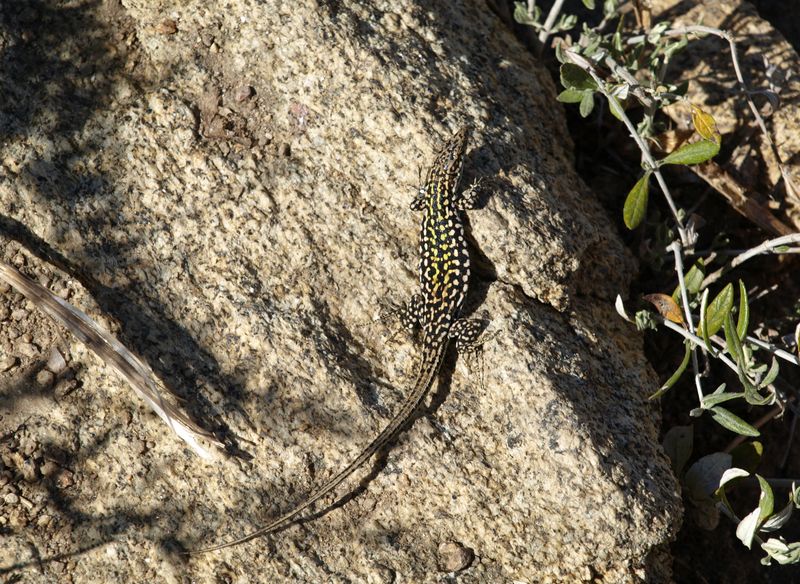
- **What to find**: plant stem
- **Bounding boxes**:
[538,0,566,55]
[629,25,800,201]
[564,48,690,246]
[669,241,704,402]
[702,234,800,287]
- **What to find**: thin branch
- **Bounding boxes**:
[564,48,690,246]
[538,0,566,55]
[669,241,704,402]
[655,316,738,371]
[629,25,800,201]
[702,234,800,288]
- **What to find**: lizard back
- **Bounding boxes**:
[418,126,471,348]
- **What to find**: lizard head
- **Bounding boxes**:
[424,126,470,198]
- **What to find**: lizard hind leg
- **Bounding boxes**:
[450,317,493,390]
[399,293,425,333]
[377,293,424,343]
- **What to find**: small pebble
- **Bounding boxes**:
[47,347,67,374]
[36,369,55,388]
[156,18,178,35]
[56,470,74,489]
[0,306,9,320]
[437,541,474,572]
[234,85,254,102]
[10,308,27,321]
[9,509,27,528]
[37,514,51,527]
[0,355,17,372]
[17,342,38,358]
[21,459,38,482]
[3,493,19,505]
[41,460,58,477]
[200,30,215,47]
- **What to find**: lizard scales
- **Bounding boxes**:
[194,126,483,552]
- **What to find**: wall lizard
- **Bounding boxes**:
[193,126,486,552]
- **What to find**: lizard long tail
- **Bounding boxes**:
[191,341,448,553]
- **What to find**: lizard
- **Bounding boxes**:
[193,125,486,552]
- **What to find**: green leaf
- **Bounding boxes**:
[737,280,749,341]
[757,474,775,525]
[557,88,587,103]
[686,452,732,502]
[513,2,539,25]
[647,21,671,43]
[556,13,577,32]
[664,37,689,59]
[761,537,800,565]
[702,390,745,408]
[560,63,597,91]
[582,0,596,8]
[672,259,705,301]
[718,467,750,489]
[737,507,761,549]
[612,31,623,52]
[650,341,691,399]
[579,92,595,117]
[701,283,734,338]
[710,406,760,437]
[703,284,733,337]
[762,501,794,532]
[606,94,624,121]
[623,172,650,229]
[661,139,720,166]
[554,38,567,63]
[662,425,693,476]
[760,358,779,389]
[724,311,744,365]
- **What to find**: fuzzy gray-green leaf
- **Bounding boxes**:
[710,406,760,437]
[737,280,749,341]
[623,172,650,229]
[560,63,598,91]
[702,283,734,338]
[661,139,720,166]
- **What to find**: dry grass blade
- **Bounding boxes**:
[0,261,220,461]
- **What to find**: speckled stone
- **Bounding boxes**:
[0,0,682,583]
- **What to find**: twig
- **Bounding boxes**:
[702,234,800,288]
[537,0,566,55]
[629,25,800,201]
[669,241,704,402]
[564,48,690,246]
[0,262,220,460]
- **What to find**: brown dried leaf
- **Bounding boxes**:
[644,293,685,325]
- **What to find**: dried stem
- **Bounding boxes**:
[702,234,800,288]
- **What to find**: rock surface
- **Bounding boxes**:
[0,0,681,582]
